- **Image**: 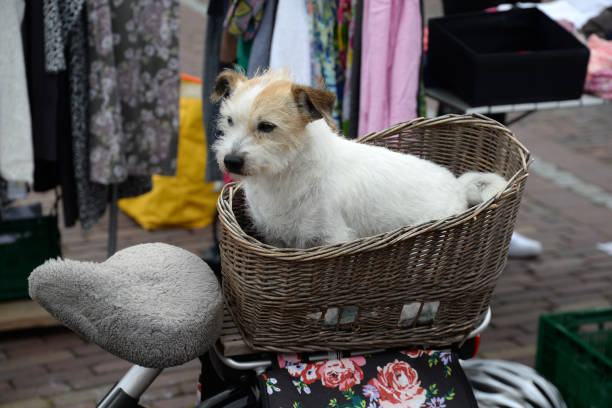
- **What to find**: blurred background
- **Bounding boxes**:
[1,0,611,407]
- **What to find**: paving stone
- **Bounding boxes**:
[148,368,200,389]
[0,351,74,373]
[49,385,111,407]
[11,368,91,389]
[480,345,537,361]
[91,359,132,375]
[528,258,585,277]
[0,365,47,382]
[45,353,113,373]
[0,336,44,351]
[0,382,71,404]
[0,398,49,408]
[71,343,105,357]
[0,380,12,392]
[141,384,184,403]
[41,331,85,349]
[151,394,198,408]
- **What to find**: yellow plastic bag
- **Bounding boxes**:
[118,88,219,230]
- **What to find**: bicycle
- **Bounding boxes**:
[29,242,487,408]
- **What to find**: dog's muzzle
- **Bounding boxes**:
[223,154,245,174]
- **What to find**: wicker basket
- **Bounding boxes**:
[217,114,530,353]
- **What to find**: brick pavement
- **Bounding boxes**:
[2,0,612,407]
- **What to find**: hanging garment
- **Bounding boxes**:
[247,0,278,77]
[237,38,253,72]
[347,0,363,140]
[269,0,312,85]
[203,0,228,183]
[119,87,220,230]
[339,0,358,135]
[87,0,180,184]
[23,0,79,227]
[67,9,108,229]
[223,0,266,40]
[0,0,33,184]
[358,0,422,137]
[306,0,344,127]
[43,0,86,72]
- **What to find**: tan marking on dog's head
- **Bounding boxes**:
[249,80,306,150]
[291,85,336,124]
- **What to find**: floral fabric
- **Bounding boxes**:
[259,350,477,408]
[87,0,180,184]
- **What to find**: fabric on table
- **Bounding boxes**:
[585,34,612,99]
[0,0,33,184]
[247,0,278,77]
[358,0,422,137]
[269,0,312,85]
[86,0,180,185]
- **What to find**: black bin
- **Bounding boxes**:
[427,8,590,106]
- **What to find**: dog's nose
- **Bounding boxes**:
[223,155,245,174]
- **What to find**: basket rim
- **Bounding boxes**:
[216,114,531,261]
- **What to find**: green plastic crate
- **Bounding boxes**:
[0,215,61,301]
[536,309,612,408]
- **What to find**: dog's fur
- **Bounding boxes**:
[212,69,507,249]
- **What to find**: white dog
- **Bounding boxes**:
[212,69,506,249]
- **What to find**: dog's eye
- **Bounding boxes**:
[227,116,234,126]
[257,122,276,133]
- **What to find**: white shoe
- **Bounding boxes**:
[508,232,542,258]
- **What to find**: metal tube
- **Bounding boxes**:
[213,344,272,372]
[116,365,163,399]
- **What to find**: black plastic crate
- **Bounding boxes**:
[427,8,590,106]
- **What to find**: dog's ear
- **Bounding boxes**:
[291,85,336,122]
[211,70,247,102]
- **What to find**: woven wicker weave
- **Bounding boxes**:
[217,114,530,353]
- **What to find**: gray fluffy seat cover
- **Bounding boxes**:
[29,243,223,368]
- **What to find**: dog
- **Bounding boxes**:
[212,69,507,249]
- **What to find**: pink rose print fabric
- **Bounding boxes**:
[368,360,426,408]
[259,350,477,408]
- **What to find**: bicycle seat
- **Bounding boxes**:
[29,243,223,368]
